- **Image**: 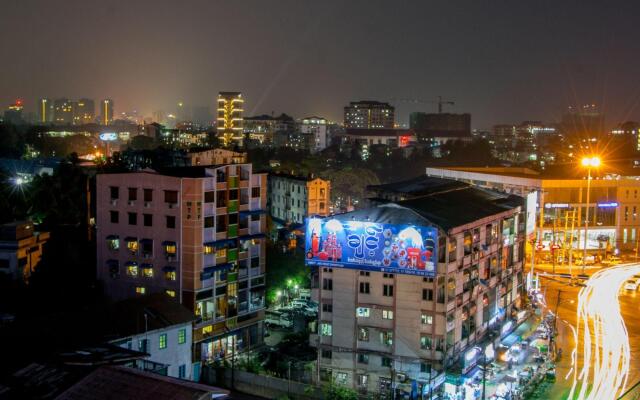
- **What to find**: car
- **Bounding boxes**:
[633,274,640,285]
[602,257,622,266]
[624,280,639,291]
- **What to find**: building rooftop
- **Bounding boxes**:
[269,172,323,182]
[433,163,640,180]
[368,175,468,196]
[335,186,521,231]
[344,128,415,137]
[414,129,472,138]
[109,294,195,338]
[346,100,393,106]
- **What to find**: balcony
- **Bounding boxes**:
[228,200,238,214]
[227,248,238,262]
[228,176,239,189]
[227,271,238,282]
[228,224,238,238]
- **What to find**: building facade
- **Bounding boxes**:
[268,173,331,226]
[96,164,267,365]
[37,98,53,124]
[0,221,50,281]
[344,101,395,129]
[309,183,525,398]
[300,116,328,153]
[217,92,244,146]
[101,99,114,125]
[188,149,247,166]
[74,98,95,125]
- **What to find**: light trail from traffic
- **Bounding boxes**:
[567,263,640,400]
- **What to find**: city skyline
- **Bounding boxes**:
[3,1,640,129]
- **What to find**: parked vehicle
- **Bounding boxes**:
[265,310,293,328]
[602,257,622,266]
[624,279,639,291]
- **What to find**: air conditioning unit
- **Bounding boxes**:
[168,203,176,209]
[110,199,117,206]
[396,373,407,383]
[144,202,151,208]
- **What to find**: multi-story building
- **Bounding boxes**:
[37,98,53,124]
[110,293,197,380]
[426,165,640,255]
[308,179,525,398]
[101,98,115,125]
[337,128,416,148]
[344,101,394,129]
[300,116,328,153]
[217,92,244,146]
[96,164,267,366]
[188,148,247,166]
[3,100,24,124]
[73,98,95,125]
[268,173,331,227]
[54,98,74,124]
[560,104,605,141]
[0,221,50,281]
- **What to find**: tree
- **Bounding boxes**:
[320,168,380,209]
[323,380,358,400]
[129,135,156,151]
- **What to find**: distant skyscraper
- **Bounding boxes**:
[561,104,605,141]
[217,92,244,146]
[53,98,73,124]
[101,99,114,125]
[344,100,394,129]
[4,99,24,124]
[37,98,53,124]
[74,98,95,125]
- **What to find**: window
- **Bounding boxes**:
[141,240,153,257]
[358,327,369,341]
[178,365,186,379]
[135,286,145,295]
[320,322,332,336]
[142,265,153,278]
[164,190,178,204]
[126,238,138,254]
[107,236,120,251]
[383,284,394,297]
[321,349,332,359]
[335,372,348,385]
[420,335,432,350]
[359,281,370,294]
[165,269,176,281]
[166,215,176,229]
[138,338,148,353]
[128,212,137,225]
[204,245,214,255]
[164,242,177,257]
[383,273,394,279]
[143,188,153,202]
[251,187,260,198]
[381,357,392,367]
[322,303,333,313]
[422,288,433,301]
[166,290,176,297]
[128,188,137,201]
[356,307,370,317]
[382,309,394,320]
[159,333,167,349]
[204,191,215,203]
[127,264,139,277]
[178,328,186,344]
[421,363,431,374]
[421,313,433,325]
[143,213,153,227]
[110,186,119,199]
[357,374,368,388]
[110,211,119,223]
[381,331,393,346]
[323,278,333,290]
[357,353,369,364]
[359,271,370,276]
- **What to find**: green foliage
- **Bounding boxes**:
[323,380,358,400]
[237,355,263,374]
[266,244,308,306]
[129,135,157,151]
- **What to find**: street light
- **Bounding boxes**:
[580,156,601,274]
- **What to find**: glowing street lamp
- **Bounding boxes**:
[580,156,601,273]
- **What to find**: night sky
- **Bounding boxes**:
[2,0,640,129]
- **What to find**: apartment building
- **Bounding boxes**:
[268,173,331,227]
[96,164,267,365]
[188,148,247,166]
[307,181,525,398]
[0,221,50,281]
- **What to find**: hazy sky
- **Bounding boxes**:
[2,0,640,129]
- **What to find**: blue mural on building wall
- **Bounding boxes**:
[305,218,437,277]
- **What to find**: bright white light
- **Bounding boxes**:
[14,177,24,185]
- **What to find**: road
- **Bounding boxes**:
[539,264,640,399]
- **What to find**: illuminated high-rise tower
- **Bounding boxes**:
[216,92,244,146]
[74,98,95,125]
[53,98,73,124]
[37,98,53,124]
[101,99,114,125]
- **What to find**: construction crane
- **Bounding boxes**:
[389,96,455,113]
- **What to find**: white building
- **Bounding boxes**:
[309,180,525,398]
[110,294,196,380]
[300,116,328,153]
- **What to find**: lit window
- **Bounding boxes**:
[381,331,393,346]
[382,310,394,320]
[127,263,139,277]
[142,265,154,278]
[421,313,433,325]
[204,245,214,254]
[356,307,370,318]
[217,248,227,258]
[178,328,186,344]
[202,325,213,335]
[165,269,177,281]
[164,242,177,256]
[420,335,432,350]
[126,238,138,254]
[320,322,333,336]
[107,236,120,251]
[159,333,167,349]
[358,327,369,341]
[166,289,176,298]
[135,286,145,295]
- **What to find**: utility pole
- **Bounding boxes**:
[552,290,562,359]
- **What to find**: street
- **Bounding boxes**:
[538,263,640,399]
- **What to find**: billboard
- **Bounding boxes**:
[526,191,537,237]
[99,132,118,141]
[305,218,437,277]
